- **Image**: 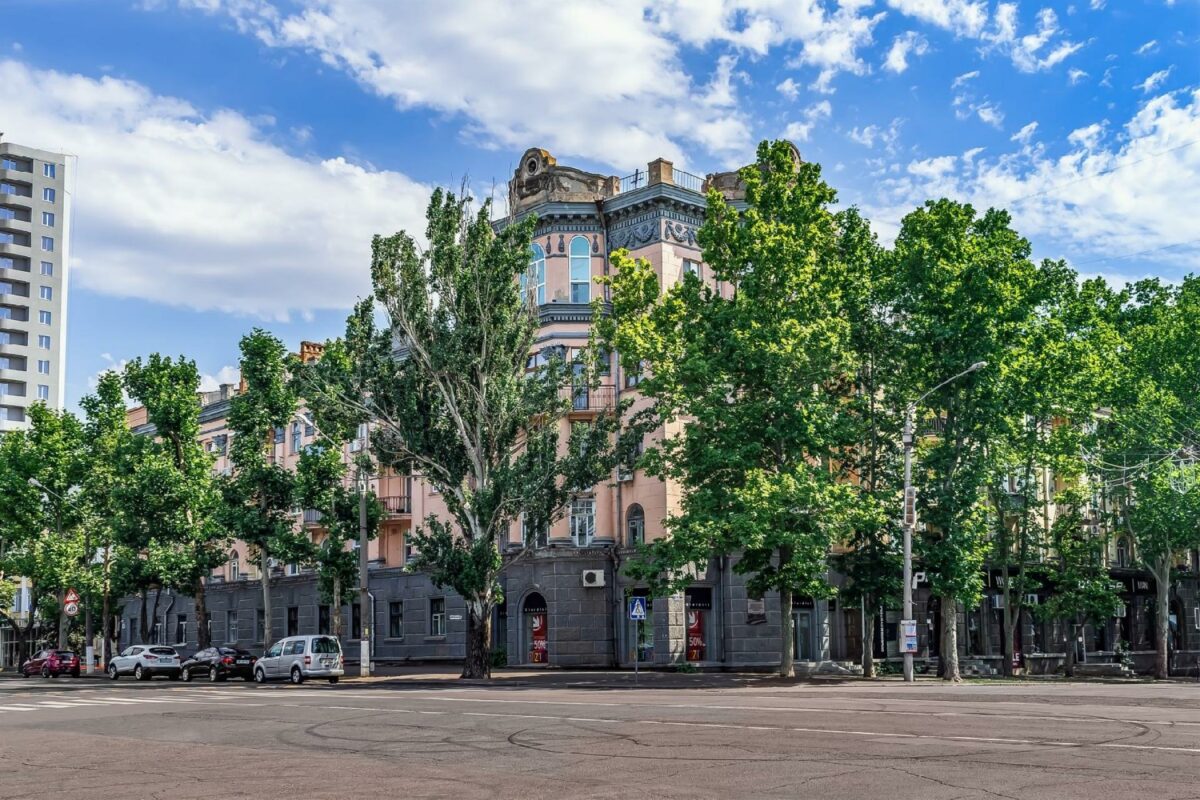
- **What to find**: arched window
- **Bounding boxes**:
[626,504,645,547]
[569,236,590,303]
[229,550,240,582]
[521,243,546,305]
[1116,537,1130,568]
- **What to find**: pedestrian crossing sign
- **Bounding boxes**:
[628,596,648,621]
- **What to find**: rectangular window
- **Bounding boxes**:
[388,601,404,638]
[255,609,264,643]
[39,310,51,325]
[37,360,49,375]
[430,598,446,637]
[291,421,301,453]
[273,426,284,444]
[570,497,596,547]
[226,610,239,643]
[42,187,55,203]
[318,605,331,636]
[40,285,52,300]
[41,212,54,227]
[175,614,187,645]
[351,603,362,640]
[43,163,56,178]
[40,236,53,252]
[683,259,701,280]
[287,606,299,637]
[36,385,49,401]
[40,261,53,276]
[38,335,50,349]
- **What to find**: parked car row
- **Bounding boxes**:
[22,635,343,685]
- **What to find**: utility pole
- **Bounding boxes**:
[901,361,986,684]
[359,466,370,677]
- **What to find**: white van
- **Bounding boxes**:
[253,635,343,684]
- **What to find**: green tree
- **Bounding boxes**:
[221,329,313,650]
[600,141,857,678]
[892,200,1057,681]
[0,404,86,662]
[79,371,135,663]
[122,355,223,648]
[305,190,617,678]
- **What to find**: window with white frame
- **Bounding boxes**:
[430,598,446,636]
[626,504,645,546]
[40,285,52,300]
[42,187,55,203]
[37,360,49,374]
[291,421,302,453]
[41,212,54,227]
[569,236,590,303]
[40,261,53,276]
[38,335,50,349]
[37,385,49,401]
[229,551,239,581]
[570,497,596,547]
[521,512,548,548]
[683,259,701,280]
[43,163,56,178]
[39,310,51,325]
[522,243,546,305]
[40,236,53,252]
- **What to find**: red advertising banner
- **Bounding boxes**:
[529,612,548,663]
[686,609,705,661]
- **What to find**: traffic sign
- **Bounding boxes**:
[64,588,80,605]
[64,601,79,617]
[628,596,648,621]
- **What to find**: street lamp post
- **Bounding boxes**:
[29,479,89,673]
[901,361,986,684]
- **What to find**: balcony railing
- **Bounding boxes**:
[673,169,704,193]
[381,494,412,515]
[302,508,323,525]
[620,169,647,192]
[563,385,617,412]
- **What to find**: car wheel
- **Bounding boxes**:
[290,666,304,685]
[109,664,119,680]
[41,666,50,679]
[209,666,221,683]
[134,665,146,681]
[181,667,193,682]
[254,667,266,684]
[328,677,339,685]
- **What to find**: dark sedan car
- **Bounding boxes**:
[180,647,257,682]
[21,649,80,678]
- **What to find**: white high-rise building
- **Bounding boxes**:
[0,139,72,430]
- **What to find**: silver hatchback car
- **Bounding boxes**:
[253,635,343,684]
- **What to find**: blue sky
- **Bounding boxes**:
[0,0,1196,408]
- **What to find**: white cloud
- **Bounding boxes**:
[1003,8,1086,72]
[1135,39,1159,55]
[1011,121,1039,144]
[782,100,832,142]
[1089,0,1105,8]
[860,89,1200,280]
[1068,68,1088,84]
[776,77,801,101]
[952,70,980,88]
[0,59,430,318]
[884,31,929,74]
[848,118,903,152]
[975,102,1005,128]
[885,0,988,37]
[1136,67,1173,93]
[908,155,958,178]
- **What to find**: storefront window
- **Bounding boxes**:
[685,588,712,661]
[523,592,548,664]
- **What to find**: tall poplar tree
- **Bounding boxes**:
[600,141,856,678]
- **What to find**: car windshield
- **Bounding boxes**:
[149,647,177,656]
[310,637,340,654]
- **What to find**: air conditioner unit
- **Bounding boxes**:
[1114,603,1127,618]
[1025,594,1039,605]
[990,594,1005,609]
[581,569,606,588]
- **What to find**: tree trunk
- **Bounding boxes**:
[101,545,112,664]
[57,588,67,649]
[138,589,148,644]
[461,600,492,680]
[261,550,273,649]
[779,587,795,679]
[940,595,961,682]
[861,599,876,678]
[1153,558,1170,680]
[1001,564,1014,678]
[194,575,210,649]
[332,573,343,640]
[1064,617,1077,678]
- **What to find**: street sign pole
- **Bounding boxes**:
[628,596,647,686]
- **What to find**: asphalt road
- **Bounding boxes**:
[2,675,1199,799]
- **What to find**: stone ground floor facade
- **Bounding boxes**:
[117,551,1200,677]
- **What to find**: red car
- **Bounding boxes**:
[22,649,81,678]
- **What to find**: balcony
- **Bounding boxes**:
[302,508,324,526]
[381,493,412,516]
[0,243,30,259]
[0,217,30,234]
[563,385,617,414]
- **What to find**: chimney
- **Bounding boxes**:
[647,158,675,187]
